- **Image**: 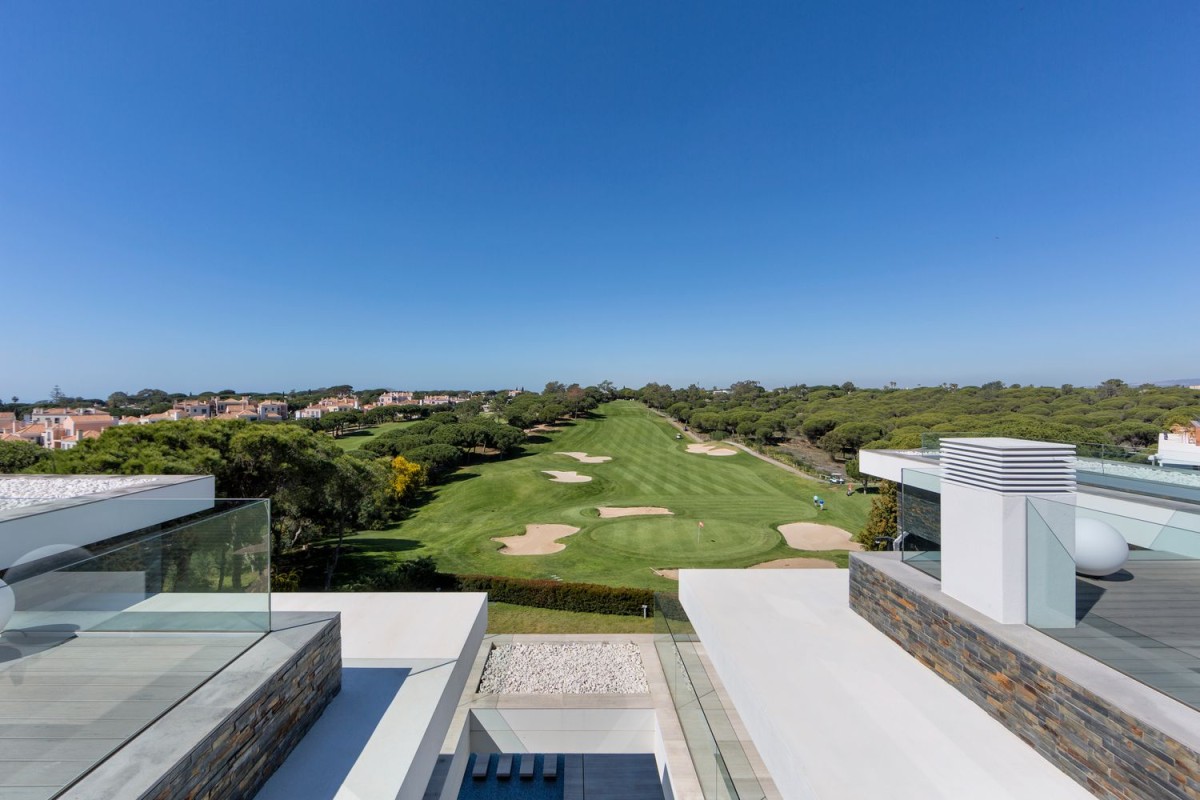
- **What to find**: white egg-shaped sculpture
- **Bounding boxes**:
[1074,518,1129,577]
[0,579,14,632]
[4,544,91,584]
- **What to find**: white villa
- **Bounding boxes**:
[1152,421,1200,470]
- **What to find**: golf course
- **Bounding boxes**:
[331,420,416,451]
[342,401,871,590]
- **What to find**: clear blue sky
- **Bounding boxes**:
[2,2,1197,401]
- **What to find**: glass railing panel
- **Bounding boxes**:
[918,432,978,453]
[1026,494,1200,713]
[654,593,768,800]
[1146,508,1200,559]
[899,468,942,578]
[0,497,270,799]
[1025,497,1078,628]
[2,498,271,635]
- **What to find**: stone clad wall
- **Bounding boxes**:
[62,615,342,800]
[849,554,1200,800]
[148,617,342,800]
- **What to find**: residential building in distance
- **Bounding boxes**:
[420,393,466,406]
[295,394,360,420]
[375,390,417,406]
[174,400,212,419]
[1152,420,1200,470]
[1,407,117,449]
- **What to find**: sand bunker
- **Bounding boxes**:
[598,507,673,518]
[778,522,864,551]
[652,568,679,581]
[542,470,593,483]
[493,524,581,555]
[556,451,613,464]
[749,558,838,570]
[686,443,738,457]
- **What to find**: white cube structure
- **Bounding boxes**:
[940,438,1076,625]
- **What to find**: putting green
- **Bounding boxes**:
[342,400,870,589]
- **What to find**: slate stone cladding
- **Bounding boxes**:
[145,617,341,800]
[849,554,1200,800]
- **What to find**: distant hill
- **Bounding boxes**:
[1155,379,1200,387]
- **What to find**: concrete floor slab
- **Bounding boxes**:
[680,570,1094,800]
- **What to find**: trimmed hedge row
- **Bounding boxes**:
[454,574,655,617]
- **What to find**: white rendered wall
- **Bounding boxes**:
[0,477,215,569]
[266,593,489,800]
[859,450,934,483]
[652,711,677,800]
[468,708,656,754]
[942,485,1077,625]
[942,486,1023,624]
[1156,436,1200,468]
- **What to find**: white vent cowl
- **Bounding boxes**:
[940,437,1075,494]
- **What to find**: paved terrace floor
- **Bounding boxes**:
[0,631,260,800]
[679,569,1092,800]
[1046,556,1200,710]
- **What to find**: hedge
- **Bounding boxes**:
[454,574,655,616]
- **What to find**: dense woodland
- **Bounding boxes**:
[637,379,1200,459]
[3,379,1198,582]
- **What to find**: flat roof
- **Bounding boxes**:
[256,593,488,800]
[679,570,1092,800]
[0,474,210,520]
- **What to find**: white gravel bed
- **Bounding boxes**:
[478,642,649,694]
[0,476,160,510]
[1076,459,1200,489]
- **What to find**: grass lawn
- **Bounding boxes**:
[339,401,870,590]
[487,602,654,634]
[332,420,417,451]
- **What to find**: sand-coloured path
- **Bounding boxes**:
[778,522,863,551]
[493,524,581,555]
[598,507,673,518]
[542,470,593,483]
[750,558,838,570]
[556,451,613,464]
[652,568,679,581]
[686,443,738,457]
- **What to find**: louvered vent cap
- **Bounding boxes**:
[940,437,1075,494]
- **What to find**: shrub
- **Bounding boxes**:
[455,574,654,616]
[340,556,452,592]
[271,568,301,592]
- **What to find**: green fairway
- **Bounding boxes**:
[487,602,654,633]
[342,401,870,589]
[332,420,416,451]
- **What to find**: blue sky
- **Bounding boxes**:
[2,2,1197,400]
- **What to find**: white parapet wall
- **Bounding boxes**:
[262,592,489,800]
[0,475,215,570]
[859,449,936,483]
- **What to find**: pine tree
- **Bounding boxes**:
[855,479,897,550]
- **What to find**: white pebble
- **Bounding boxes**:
[478,642,649,694]
[0,476,160,510]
